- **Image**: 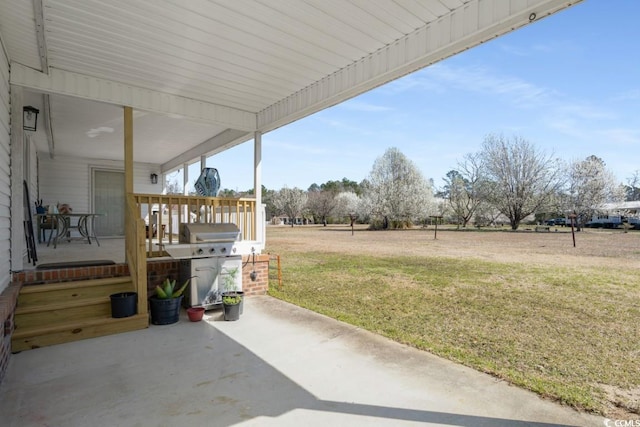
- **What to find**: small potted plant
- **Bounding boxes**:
[149,278,189,325]
[221,267,242,321]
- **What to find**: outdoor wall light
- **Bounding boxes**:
[150,173,158,184]
[23,106,39,132]
[529,12,536,21]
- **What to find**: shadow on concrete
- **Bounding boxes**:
[0,302,589,427]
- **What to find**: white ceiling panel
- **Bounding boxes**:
[0,0,41,70]
[47,94,229,164]
[0,0,582,167]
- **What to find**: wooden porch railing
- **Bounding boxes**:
[125,194,148,315]
[132,194,257,258]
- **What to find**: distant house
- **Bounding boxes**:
[586,201,640,228]
[271,215,309,226]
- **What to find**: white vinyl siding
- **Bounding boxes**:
[39,155,161,215]
[0,43,10,293]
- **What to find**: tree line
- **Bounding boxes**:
[205,134,639,230]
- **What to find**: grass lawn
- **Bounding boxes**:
[265,225,640,417]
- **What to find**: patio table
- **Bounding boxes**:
[38,213,102,248]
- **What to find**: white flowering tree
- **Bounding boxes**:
[566,155,624,227]
[362,147,433,229]
[272,187,308,227]
[333,191,361,234]
[479,134,563,230]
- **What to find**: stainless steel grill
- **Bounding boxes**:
[179,223,240,243]
[163,223,242,259]
[163,223,244,309]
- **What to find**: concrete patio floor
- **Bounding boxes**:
[1,296,603,427]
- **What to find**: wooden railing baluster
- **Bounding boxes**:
[130,194,257,258]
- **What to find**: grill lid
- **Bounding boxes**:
[179,223,241,244]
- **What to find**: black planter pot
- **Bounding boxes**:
[222,291,244,315]
[237,291,245,315]
[110,292,137,318]
[150,296,183,325]
[223,301,241,321]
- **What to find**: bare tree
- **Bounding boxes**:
[363,147,433,229]
[306,190,336,225]
[165,179,183,195]
[567,155,624,227]
[625,170,640,201]
[442,152,484,228]
[218,188,238,197]
[272,187,308,227]
[479,134,563,230]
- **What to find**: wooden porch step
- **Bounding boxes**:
[18,276,134,308]
[12,276,147,352]
[11,314,149,353]
[14,297,113,329]
[15,296,110,314]
[19,276,133,292]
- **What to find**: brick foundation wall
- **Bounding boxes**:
[146,260,180,294]
[241,254,270,296]
[12,255,270,295]
[12,264,130,286]
[0,283,22,385]
[147,255,270,297]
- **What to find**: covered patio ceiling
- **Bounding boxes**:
[0,0,582,172]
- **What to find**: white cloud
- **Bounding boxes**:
[531,40,582,54]
[544,117,587,139]
[596,128,640,146]
[389,64,621,141]
[554,104,617,120]
[610,89,640,102]
[339,100,392,112]
[383,63,556,108]
[315,116,377,136]
[382,73,444,94]
[427,64,556,107]
[498,43,529,56]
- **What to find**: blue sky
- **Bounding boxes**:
[209,0,639,193]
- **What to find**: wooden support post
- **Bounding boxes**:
[124,106,133,263]
[429,216,442,240]
[569,213,577,248]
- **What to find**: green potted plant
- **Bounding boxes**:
[221,267,242,321]
[149,278,189,325]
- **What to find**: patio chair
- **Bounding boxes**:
[37,215,57,244]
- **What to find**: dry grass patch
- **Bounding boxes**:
[266,225,640,417]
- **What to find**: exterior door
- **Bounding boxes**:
[93,170,125,236]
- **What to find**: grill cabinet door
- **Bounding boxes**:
[184,258,221,308]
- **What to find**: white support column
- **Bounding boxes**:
[183,162,189,196]
[200,155,207,171]
[10,86,25,271]
[254,131,263,247]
